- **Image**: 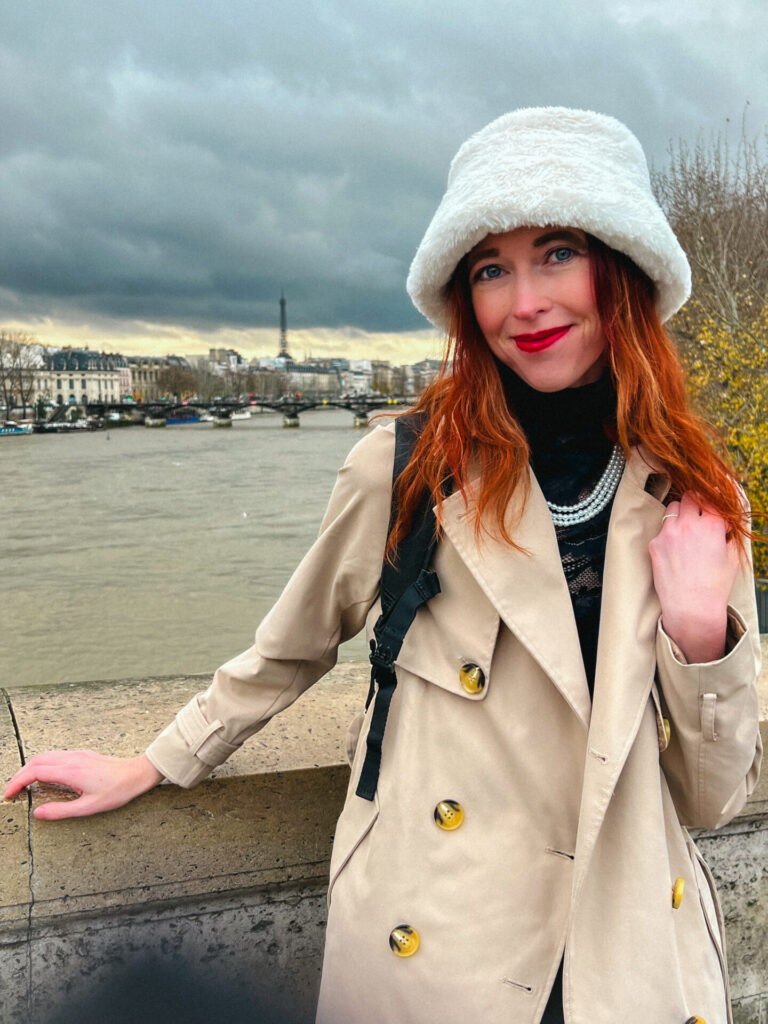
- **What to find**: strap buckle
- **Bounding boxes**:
[369,639,395,672]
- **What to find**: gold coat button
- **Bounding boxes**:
[389,925,419,957]
[663,718,672,746]
[672,877,685,909]
[434,799,464,831]
[459,663,485,694]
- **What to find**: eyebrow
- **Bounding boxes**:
[532,229,587,249]
[465,247,499,271]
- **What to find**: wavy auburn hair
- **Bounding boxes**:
[387,236,752,558]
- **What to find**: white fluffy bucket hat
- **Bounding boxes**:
[406,106,691,331]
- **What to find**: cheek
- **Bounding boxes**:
[470,292,503,337]
[558,271,597,318]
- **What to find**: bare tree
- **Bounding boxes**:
[0,330,40,418]
[157,365,197,401]
[191,365,227,402]
[652,116,768,344]
[222,364,252,398]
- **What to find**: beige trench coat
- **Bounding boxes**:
[147,423,762,1024]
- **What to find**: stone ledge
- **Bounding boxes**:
[5,663,369,775]
[2,666,369,926]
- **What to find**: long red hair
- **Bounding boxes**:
[387,236,752,557]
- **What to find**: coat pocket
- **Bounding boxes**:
[326,792,379,909]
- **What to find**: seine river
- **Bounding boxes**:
[2,409,379,689]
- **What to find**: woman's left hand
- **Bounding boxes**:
[649,492,739,664]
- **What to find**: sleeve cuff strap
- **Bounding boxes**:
[176,698,240,767]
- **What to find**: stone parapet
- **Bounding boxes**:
[1,645,766,1023]
[1,667,367,1023]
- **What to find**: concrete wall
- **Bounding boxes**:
[1,647,767,1023]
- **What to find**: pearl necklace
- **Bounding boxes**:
[546,444,625,526]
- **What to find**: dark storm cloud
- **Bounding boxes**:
[0,0,765,333]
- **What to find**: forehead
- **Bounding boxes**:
[467,225,588,260]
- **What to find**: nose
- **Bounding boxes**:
[508,273,551,321]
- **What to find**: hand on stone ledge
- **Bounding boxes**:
[4,750,163,819]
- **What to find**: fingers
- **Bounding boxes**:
[4,777,27,800]
[661,499,681,524]
[661,494,728,534]
[679,492,699,517]
[25,749,95,765]
[671,492,707,522]
[5,751,155,821]
[680,492,728,527]
[5,765,48,799]
[5,752,90,799]
[5,764,82,798]
[34,795,100,821]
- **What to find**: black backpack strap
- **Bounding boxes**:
[355,414,441,801]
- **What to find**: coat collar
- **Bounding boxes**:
[440,462,592,727]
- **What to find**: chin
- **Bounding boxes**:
[516,371,586,393]
[517,362,607,393]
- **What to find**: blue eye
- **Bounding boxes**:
[475,264,503,281]
[548,245,577,264]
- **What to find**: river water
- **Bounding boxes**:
[1,409,378,688]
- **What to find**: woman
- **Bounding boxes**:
[6,108,762,1024]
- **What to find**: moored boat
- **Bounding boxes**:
[1,421,32,436]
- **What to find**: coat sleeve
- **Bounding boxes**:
[656,542,763,830]
[144,423,396,787]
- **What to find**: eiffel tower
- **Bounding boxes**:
[277,292,292,361]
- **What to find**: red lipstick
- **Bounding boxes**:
[513,326,571,353]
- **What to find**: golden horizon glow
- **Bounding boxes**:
[2,315,443,366]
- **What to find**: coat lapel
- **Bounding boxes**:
[440,447,671,903]
[440,468,592,728]
[571,447,670,900]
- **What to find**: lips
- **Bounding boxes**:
[513,326,571,353]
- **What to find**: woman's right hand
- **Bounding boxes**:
[4,751,164,820]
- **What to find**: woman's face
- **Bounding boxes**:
[467,225,608,392]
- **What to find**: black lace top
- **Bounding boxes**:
[495,360,619,694]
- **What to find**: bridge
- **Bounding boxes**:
[85,394,411,428]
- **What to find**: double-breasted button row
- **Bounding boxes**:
[391,800,465,957]
[459,662,485,694]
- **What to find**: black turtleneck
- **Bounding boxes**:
[494,358,619,694]
[494,362,620,1024]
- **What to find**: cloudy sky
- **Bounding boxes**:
[1,0,765,362]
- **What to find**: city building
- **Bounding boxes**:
[35,349,127,407]
[411,358,442,394]
[127,355,191,401]
[207,349,246,375]
[371,360,405,395]
[283,363,340,397]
